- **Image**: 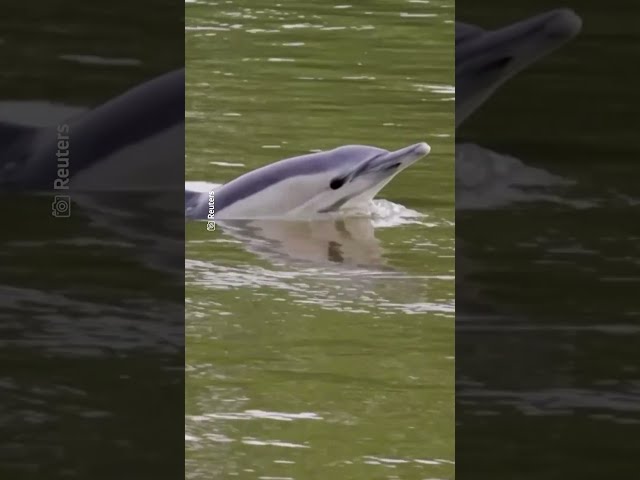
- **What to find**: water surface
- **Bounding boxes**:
[186,0,455,478]
[456,2,640,478]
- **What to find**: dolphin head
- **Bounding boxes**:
[456,9,582,127]
[209,142,431,219]
[312,142,431,214]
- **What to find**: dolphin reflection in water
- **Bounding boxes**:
[208,217,390,268]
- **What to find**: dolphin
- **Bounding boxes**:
[0,68,184,191]
[185,142,431,220]
[456,9,582,127]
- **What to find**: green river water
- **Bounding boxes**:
[186,0,455,479]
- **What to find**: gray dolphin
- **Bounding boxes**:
[1,68,184,191]
[185,142,431,220]
[456,9,582,127]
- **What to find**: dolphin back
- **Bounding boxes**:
[456,22,486,45]
[5,69,185,190]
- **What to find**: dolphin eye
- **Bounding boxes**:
[330,177,345,190]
